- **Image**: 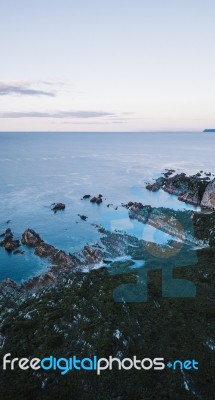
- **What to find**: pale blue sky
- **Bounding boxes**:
[0,0,215,131]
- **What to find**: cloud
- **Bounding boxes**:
[0,110,116,119]
[0,82,55,97]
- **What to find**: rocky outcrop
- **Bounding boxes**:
[22,228,102,268]
[0,228,21,252]
[146,171,214,208]
[201,179,215,209]
[127,202,207,246]
[0,229,104,295]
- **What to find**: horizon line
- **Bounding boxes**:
[0,130,203,134]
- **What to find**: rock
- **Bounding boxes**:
[13,249,25,255]
[21,228,103,289]
[83,245,103,263]
[123,202,145,210]
[22,229,43,247]
[90,195,103,204]
[82,194,91,199]
[0,228,21,252]
[4,241,20,252]
[201,179,215,210]
[163,169,175,178]
[128,202,207,246]
[146,177,165,192]
[146,172,211,207]
[164,174,209,205]
[52,203,65,212]
[146,183,159,192]
[78,214,88,221]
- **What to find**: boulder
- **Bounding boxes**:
[201,179,215,210]
[22,229,43,247]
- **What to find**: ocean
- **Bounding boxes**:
[0,131,214,283]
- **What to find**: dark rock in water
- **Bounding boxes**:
[90,195,103,204]
[123,201,145,210]
[4,241,20,252]
[22,229,43,247]
[146,183,159,192]
[82,194,91,199]
[52,203,65,212]
[0,228,21,252]
[146,177,165,192]
[163,169,175,178]
[13,249,25,255]
[78,214,88,221]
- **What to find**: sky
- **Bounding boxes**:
[0,0,215,132]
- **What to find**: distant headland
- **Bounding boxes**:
[203,129,215,132]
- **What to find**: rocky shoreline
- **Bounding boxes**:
[0,170,215,297]
[146,170,215,209]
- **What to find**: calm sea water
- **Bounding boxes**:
[0,132,214,283]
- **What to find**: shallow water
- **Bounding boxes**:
[0,131,214,282]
